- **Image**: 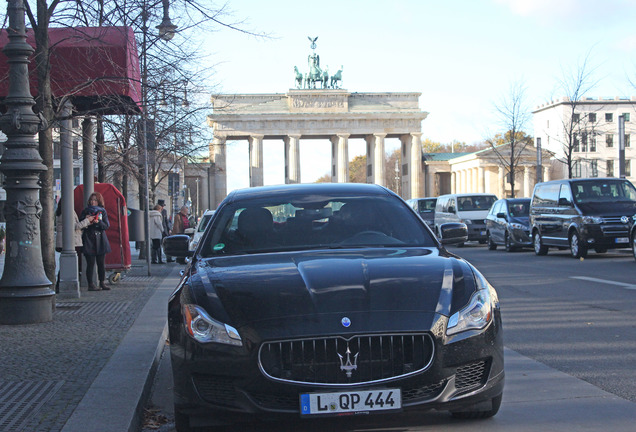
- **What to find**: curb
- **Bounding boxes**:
[61,267,181,432]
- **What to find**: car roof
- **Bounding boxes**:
[223,183,394,203]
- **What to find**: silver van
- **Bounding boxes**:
[434,193,498,245]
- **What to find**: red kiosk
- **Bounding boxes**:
[74,183,131,284]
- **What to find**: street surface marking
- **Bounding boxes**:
[570,276,636,290]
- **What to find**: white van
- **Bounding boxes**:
[434,193,498,245]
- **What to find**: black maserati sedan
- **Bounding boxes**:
[163,183,504,431]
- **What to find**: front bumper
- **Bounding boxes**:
[170,311,504,424]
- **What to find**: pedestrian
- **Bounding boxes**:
[149,204,165,264]
[172,205,191,234]
[79,192,111,291]
[55,197,95,293]
[158,199,173,262]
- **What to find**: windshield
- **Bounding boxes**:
[572,180,636,204]
[418,199,437,213]
[457,195,497,211]
[197,213,214,233]
[508,201,529,217]
[200,194,436,256]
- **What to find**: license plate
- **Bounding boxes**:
[615,237,629,244]
[300,388,401,416]
[480,231,486,236]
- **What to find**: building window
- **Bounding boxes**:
[581,133,587,152]
[605,113,613,122]
[573,136,580,152]
[590,160,598,177]
[573,160,581,178]
[572,113,580,123]
[623,113,631,122]
[625,134,631,148]
[606,160,614,177]
[53,140,61,159]
[606,134,614,147]
[626,160,632,177]
[589,113,596,122]
[590,136,596,152]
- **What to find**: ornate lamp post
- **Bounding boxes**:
[0,0,54,324]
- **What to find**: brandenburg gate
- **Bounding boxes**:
[207,89,429,207]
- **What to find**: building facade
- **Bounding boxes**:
[533,96,636,182]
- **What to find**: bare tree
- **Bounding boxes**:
[550,52,600,178]
[488,80,532,198]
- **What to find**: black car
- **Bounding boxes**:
[164,183,504,431]
[486,198,531,252]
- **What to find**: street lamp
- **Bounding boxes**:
[140,0,177,274]
[0,0,54,324]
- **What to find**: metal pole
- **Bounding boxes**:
[618,115,625,178]
[142,4,151,276]
[0,0,54,324]
[536,137,543,183]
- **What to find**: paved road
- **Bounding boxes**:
[142,244,636,431]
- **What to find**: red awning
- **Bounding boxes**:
[0,26,142,114]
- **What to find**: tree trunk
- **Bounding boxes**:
[96,115,105,182]
[34,4,56,284]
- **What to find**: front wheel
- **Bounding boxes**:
[533,231,548,255]
[174,407,192,432]
[569,231,588,258]
[631,231,636,262]
[504,233,515,252]
[451,394,502,419]
[487,232,497,250]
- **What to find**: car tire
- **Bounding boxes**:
[451,393,502,419]
[456,242,465,248]
[487,232,497,250]
[174,407,192,432]
[631,231,636,262]
[504,232,515,252]
[594,247,607,254]
[533,231,548,256]
[176,257,186,265]
[569,231,588,259]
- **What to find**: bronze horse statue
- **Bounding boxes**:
[293,66,303,88]
[330,66,343,89]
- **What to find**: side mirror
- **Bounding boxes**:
[558,197,572,207]
[447,206,456,213]
[496,212,506,219]
[439,222,468,245]
[163,234,194,257]
[184,228,195,235]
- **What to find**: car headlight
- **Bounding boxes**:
[446,270,494,336]
[582,216,603,224]
[510,222,525,230]
[183,304,242,346]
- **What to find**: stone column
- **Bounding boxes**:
[210,136,227,208]
[523,166,531,197]
[59,101,80,298]
[249,134,264,187]
[336,133,350,183]
[498,166,505,198]
[82,117,95,204]
[478,166,485,193]
[285,134,301,184]
[451,171,456,194]
[410,132,422,198]
[330,137,338,183]
[543,166,550,182]
[373,133,386,186]
[484,167,491,194]
[399,135,411,198]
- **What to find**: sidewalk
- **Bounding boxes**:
[0,250,181,432]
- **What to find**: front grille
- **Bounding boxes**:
[259,334,434,385]
[455,360,488,393]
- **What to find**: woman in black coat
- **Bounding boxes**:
[79,192,112,291]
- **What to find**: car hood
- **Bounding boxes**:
[510,216,529,227]
[185,248,476,330]
[576,201,636,216]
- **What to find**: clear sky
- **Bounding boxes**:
[203,0,636,191]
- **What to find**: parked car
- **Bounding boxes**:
[406,197,437,227]
[530,178,636,258]
[486,198,531,252]
[434,193,498,245]
[163,183,503,431]
[188,209,215,251]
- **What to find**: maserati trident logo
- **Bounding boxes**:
[338,343,359,378]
